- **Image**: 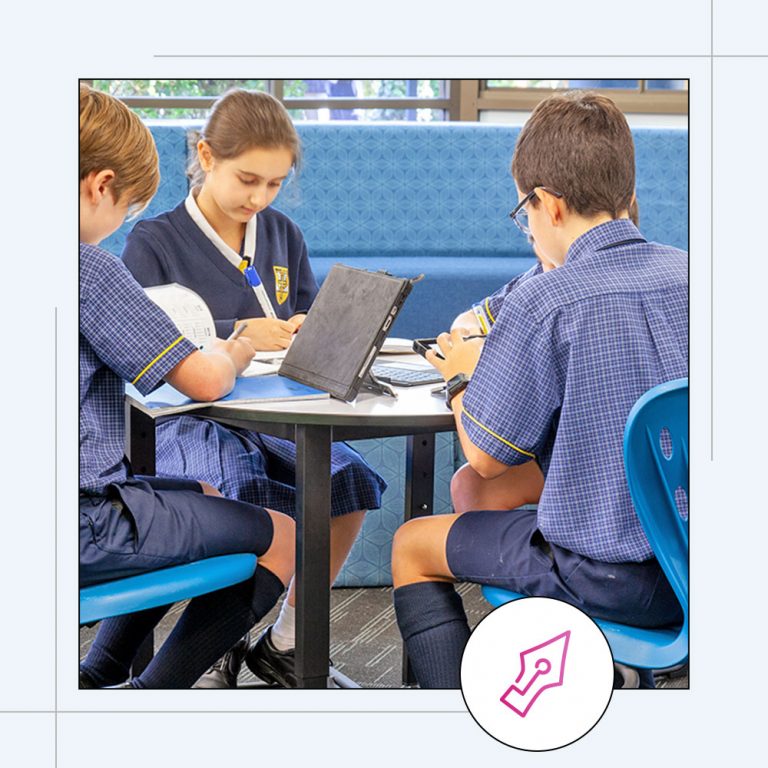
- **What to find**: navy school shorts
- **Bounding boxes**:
[79,476,274,587]
[446,507,683,628]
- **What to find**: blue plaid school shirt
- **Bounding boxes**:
[461,219,688,562]
[80,243,198,493]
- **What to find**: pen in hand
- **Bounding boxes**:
[227,321,248,341]
[462,334,487,341]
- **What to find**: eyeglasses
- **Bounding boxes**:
[509,187,564,236]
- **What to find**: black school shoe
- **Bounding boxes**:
[245,626,300,688]
[79,669,99,689]
[613,662,641,689]
[79,669,133,688]
[193,631,251,689]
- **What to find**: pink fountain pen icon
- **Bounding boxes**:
[500,630,571,718]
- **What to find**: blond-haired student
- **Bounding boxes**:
[79,84,295,689]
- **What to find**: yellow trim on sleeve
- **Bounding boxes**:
[472,305,489,335]
[462,406,536,459]
[132,335,186,385]
[484,297,496,325]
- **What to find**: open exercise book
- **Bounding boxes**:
[128,284,329,416]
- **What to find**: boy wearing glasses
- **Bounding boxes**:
[391,92,687,689]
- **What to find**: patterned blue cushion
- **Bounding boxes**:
[634,129,688,250]
[101,123,688,260]
[334,432,457,587]
[101,124,190,256]
[280,124,526,257]
[278,124,688,256]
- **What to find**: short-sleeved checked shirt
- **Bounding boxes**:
[80,243,197,493]
[461,219,688,562]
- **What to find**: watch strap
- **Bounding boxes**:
[445,373,470,408]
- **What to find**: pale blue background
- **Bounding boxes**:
[2,0,759,764]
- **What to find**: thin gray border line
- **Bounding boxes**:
[151,53,768,58]
[155,54,702,57]
[71,65,695,723]
[55,305,58,766]
[711,1,715,460]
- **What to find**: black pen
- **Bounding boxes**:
[227,321,249,341]
[462,334,487,341]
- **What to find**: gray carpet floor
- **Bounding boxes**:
[80,584,688,689]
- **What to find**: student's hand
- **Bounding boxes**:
[239,317,296,350]
[450,309,481,333]
[288,313,307,333]
[426,328,484,381]
[208,337,256,376]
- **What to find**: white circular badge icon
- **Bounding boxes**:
[461,596,614,751]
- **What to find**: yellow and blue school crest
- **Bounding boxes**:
[273,265,289,305]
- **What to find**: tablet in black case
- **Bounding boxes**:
[279,264,414,401]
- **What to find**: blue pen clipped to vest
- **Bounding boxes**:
[243,264,277,319]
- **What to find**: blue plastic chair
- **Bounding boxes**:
[80,554,258,625]
[482,378,689,671]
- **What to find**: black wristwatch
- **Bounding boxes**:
[445,373,471,408]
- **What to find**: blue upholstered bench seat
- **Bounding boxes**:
[311,254,536,338]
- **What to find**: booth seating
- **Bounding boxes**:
[104,122,688,587]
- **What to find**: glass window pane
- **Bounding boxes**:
[93,79,268,98]
[92,79,448,121]
[287,108,445,122]
[284,79,444,99]
[127,108,210,120]
[486,80,565,89]
[646,79,688,90]
[486,79,640,90]
[567,80,640,89]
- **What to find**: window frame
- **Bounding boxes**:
[476,79,688,116]
[84,79,689,120]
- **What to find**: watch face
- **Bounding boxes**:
[446,374,470,405]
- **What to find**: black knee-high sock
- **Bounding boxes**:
[134,565,284,689]
[80,604,171,686]
[394,581,470,689]
[638,669,655,689]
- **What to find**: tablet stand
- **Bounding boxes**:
[361,370,398,399]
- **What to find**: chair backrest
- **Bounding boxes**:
[623,378,689,615]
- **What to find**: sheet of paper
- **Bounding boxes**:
[144,283,217,349]
[241,360,281,377]
[251,348,288,362]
